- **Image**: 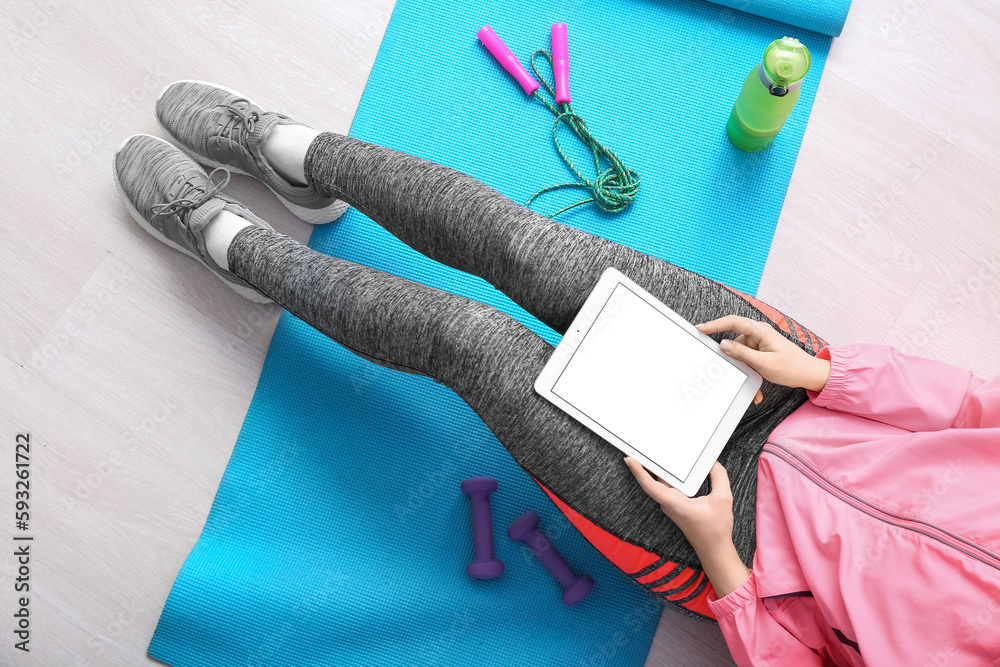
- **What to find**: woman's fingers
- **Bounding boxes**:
[624,457,686,508]
[708,461,733,500]
[695,315,761,338]
[719,337,768,369]
[624,457,667,495]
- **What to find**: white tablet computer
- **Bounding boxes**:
[534,267,763,497]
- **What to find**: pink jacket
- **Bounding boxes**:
[707,344,1000,666]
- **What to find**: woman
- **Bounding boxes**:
[115,81,999,666]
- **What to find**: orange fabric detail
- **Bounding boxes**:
[789,318,809,346]
[663,571,704,600]
[807,328,820,351]
[683,581,717,619]
[533,479,662,575]
[720,284,792,336]
[636,562,681,585]
[532,480,722,620]
[650,567,695,594]
[721,283,825,353]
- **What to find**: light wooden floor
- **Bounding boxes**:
[1,0,996,665]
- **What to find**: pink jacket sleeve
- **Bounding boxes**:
[707,571,825,666]
[805,343,998,431]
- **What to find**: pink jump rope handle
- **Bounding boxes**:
[551,23,571,104]
[477,25,540,96]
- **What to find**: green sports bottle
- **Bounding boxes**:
[727,37,812,152]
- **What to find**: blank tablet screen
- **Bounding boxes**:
[551,284,747,482]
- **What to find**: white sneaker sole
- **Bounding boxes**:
[156,80,349,225]
[114,134,272,304]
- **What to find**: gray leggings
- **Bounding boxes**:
[228,132,825,618]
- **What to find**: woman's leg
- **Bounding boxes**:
[301,133,829,616]
[304,133,825,353]
[229,226,698,554]
[228,225,816,620]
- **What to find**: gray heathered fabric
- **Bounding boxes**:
[228,132,819,575]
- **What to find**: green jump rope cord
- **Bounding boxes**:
[525,49,641,218]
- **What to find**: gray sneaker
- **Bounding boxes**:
[113,134,273,303]
[156,80,347,225]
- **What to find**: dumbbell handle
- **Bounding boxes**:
[462,476,504,580]
[469,494,496,562]
[521,527,577,589]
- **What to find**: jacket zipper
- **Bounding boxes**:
[763,441,1000,572]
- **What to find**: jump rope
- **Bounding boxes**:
[477,24,641,218]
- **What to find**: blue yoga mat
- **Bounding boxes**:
[148,0,851,665]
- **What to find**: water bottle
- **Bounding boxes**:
[727,37,812,152]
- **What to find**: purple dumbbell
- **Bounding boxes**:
[507,510,594,606]
[460,476,505,580]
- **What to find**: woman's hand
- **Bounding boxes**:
[696,315,830,392]
[624,458,736,555]
[624,458,751,597]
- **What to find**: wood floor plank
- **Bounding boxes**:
[963,0,1000,23]
[759,70,1000,363]
[882,279,1000,379]
[25,252,279,490]
[644,609,736,667]
[824,0,1000,168]
[0,352,211,666]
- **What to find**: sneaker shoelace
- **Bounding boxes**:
[215,98,260,145]
[152,167,231,218]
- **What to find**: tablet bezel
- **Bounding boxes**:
[534,267,763,497]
